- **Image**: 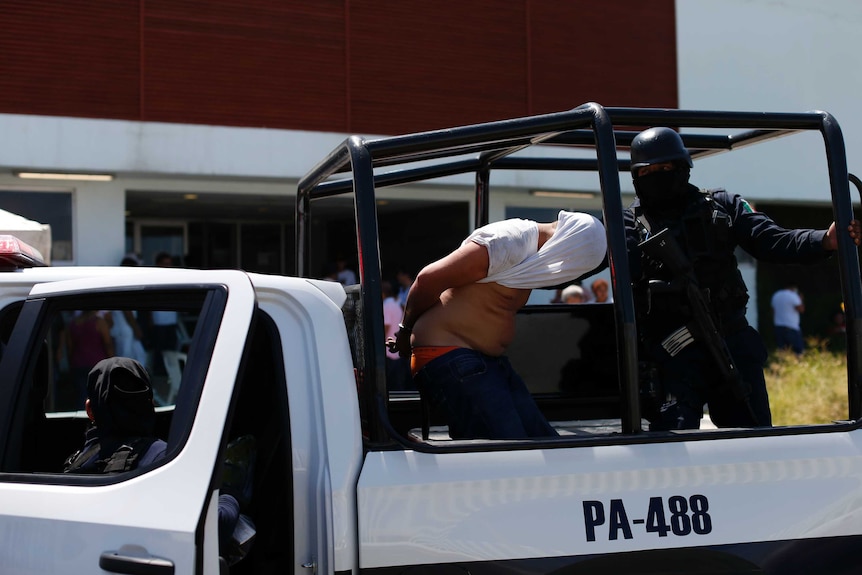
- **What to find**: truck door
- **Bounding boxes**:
[0,270,256,575]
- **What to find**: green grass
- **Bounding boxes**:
[766,339,849,426]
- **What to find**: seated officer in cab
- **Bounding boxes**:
[625,127,862,431]
[63,356,256,564]
[63,356,166,472]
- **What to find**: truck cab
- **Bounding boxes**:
[0,252,362,573]
[0,103,860,574]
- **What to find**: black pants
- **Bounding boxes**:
[649,326,770,430]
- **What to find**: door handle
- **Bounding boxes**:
[99,544,175,575]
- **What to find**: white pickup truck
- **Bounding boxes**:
[1,104,861,575]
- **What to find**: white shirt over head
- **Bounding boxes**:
[463,211,607,289]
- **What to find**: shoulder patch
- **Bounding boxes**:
[740,199,755,213]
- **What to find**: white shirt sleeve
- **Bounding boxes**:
[463,218,538,278]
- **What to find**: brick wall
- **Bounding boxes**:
[0,0,677,134]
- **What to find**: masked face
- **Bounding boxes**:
[633,167,691,215]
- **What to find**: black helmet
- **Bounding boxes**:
[630,127,693,175]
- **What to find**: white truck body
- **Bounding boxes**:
[1,267,860,574]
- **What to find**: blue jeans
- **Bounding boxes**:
[774,326,804,355]
[415,348,558,439]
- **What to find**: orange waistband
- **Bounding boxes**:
[411,346,460,376]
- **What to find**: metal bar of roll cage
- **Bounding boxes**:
[296,104,862,448]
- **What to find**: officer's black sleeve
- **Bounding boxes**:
[716,189,829,264]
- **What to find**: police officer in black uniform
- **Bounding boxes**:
[625,127,861,431]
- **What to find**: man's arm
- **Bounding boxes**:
[391,241,489,356]
[721,189,861,259]
[402,241,489,327]
[794,290,805,314]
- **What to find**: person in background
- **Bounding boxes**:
[561,284,587,304]
[111,255,148,365]
[390,210,606,439]
[771,285,805,355]
[395,268,414,309]
[148,252,180,386]
[590,277,612,303]
[322,262,339,282]
[335,254,357,285]
[382,280,411,390]
[623,126,861,431]
[67,310,115,409]
[154,252,175,268]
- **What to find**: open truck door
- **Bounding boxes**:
[0,269,256,574]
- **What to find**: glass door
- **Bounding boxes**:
[131,221,187,267]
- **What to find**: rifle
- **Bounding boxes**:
[638,228,755,416]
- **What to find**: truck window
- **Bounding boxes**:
[0,289,216,475]
[48,307,194,413]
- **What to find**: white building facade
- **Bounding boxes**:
[0,0,858,328]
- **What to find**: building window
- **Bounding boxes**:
[0,189,73,262]
[128,221,187,267]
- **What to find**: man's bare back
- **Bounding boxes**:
[408,222,555,356]
[412,281,530,356]
[413,222,556,356]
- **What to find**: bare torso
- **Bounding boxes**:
[412,281,530,356]
[410,220,557,356]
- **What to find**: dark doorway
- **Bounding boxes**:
[127,190,469,280]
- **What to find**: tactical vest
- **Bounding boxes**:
[631,188,749,339]
[64,436,157,474]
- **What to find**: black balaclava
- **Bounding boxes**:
[633,165,691,218]
[88,356,156,438]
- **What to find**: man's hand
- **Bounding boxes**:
[386,327,412,359]
[386,240,489,360]
[823,219,862,250]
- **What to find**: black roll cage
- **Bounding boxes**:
[296,103,862,448]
